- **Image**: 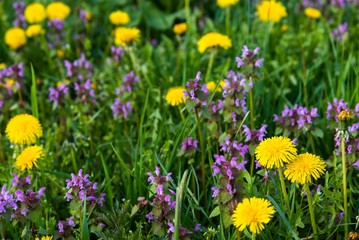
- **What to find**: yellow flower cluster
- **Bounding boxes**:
[46,2,71,20]
[24,3,46,23]
[109,10,130,25]
[217,0,239,8]
[114,27,141,46]
[197,32,232,53]
[165,87,187,106]
[173,23,187,35]
[6,114,45,171]
[5,27,27,50]
[257,0,287,23]
[26,24,45,38]
[304,7,321,19]
[255,136,326,184]
[206,81,225,93]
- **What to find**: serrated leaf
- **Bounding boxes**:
[209,206,220,218]
[222,211,233,229]
[29,207,42,222]
[185,100,197,112]
[295,216,305,228]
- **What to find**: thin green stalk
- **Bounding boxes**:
[251,233,256,240]
[236,229,240,240]
[225,7,230,35]
[249,87,255,176]
[308,133,316,153]
[185,0,190,27]
[341,137,348,239]
[205,49,216,82]
[195,109,206,202]
[174,170,188,240]
[178,106,185,123]
[278,168,290,217]
[304,184,318,239]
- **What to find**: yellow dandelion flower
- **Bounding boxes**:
[255,136,297,168]
[4,27,27,50]
[338,109,351,121]
[197,32,232,53]
[26,24,45,38]
[232,197,275,234]
[207,81,224,93]
[4,79,15,91]
[304,7,321,19]
[114,27,141,46]
[24,3,46,24]
[56,49,65,59]
[173,23,187,35]
[257,1,287,23]
[86,12,93,21]
[15,146,44,171]
[35,236,53,240]
[46,2,71,20]
[0,63,6,69]
[109,10,130,25]
[6,114,43,145]
[284,153,326,184]
[165,87,186,106]
[217,0,239,8]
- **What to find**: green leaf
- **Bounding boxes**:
[130,205,139,218]
[29,207,42,222]
[82,196,90,240]
[295,216,305,228]
[275,127,283,135]
[185,100,197,112]
[311,128,324,138]
[30,64,39,119]
[209,206,220,218]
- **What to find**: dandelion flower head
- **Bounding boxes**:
[304,7,321,19]
[338,109,351,121]
[217,0,239,8]
[284,153,326,184]
[173,23,187,35]
[35,236,53,240]
[166,87,187,106]
[207,81,225,92]
[257,1,287,23]
[5,27,27,50]
[255,136,297,168]
[46,2,71,20]
[109,10,130,25]
[6,114,43,145]
[197,32,232,53]
[0,63,6,69]
[15,146,44,171]
[114,27,141,46]
[26,24,45,38]
[24,3,46,23]
[232,197,275,234]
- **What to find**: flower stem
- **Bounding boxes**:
[341,137,348,239]
[178,106,185,123]
[225,7,231,35]
[236,229,241,240]
[251,233,256,240]
[278,168,290,217]
[195,109,206,202]
[249,87,255,176]
[205,49,216,82]
[304,184,318,239]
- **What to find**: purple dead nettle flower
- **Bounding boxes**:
[274,104,318,132]
[111,99,132,119]
[48,82,69,105]
[65,169,106,207]
[57,216,76,236]
[120,71,139,93]
[0,62,24,81]
[181,137,199,152]
[184,72,209,107]
[220,137,249,158]
[326,98,349,122]
[12,1,26,28]
[301,0,323,8]
[47,19,65,49]
[11,173,31,188]
[12,187,46,220]
[0,185,18,215]
[236,45,264,69]
[64,53,93,81]
[331,22,348,41]
[74,80,96,104]
[353,159,359,169]
[111,45,124,61]
[242,124,267,144]
[146,166,175,224]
